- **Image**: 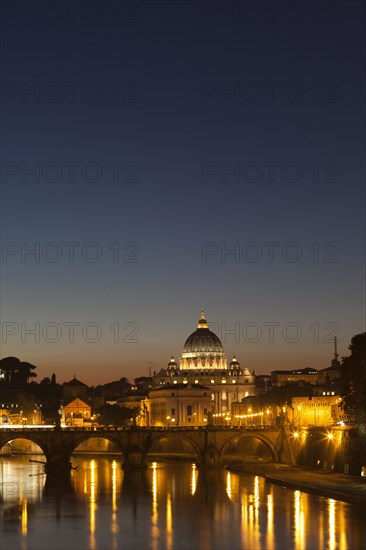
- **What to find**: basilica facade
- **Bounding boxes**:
[149,311,256,424]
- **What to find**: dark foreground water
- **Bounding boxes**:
[0,455,365,550]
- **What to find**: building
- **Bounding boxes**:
[63,376,89,402]
[255,374,271,395]
[146,383,212,426]
[289,395,342,427]
[271,367,319,387]
[230,401,279,427]
[62,397,91,426]
[152,311,256,415]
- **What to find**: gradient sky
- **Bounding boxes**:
[1,1,365,385]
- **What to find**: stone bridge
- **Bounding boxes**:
[0,426,295,473]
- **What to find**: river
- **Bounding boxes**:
[0,455,365,549]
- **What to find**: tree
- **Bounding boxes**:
[0,356,20,383]
[0,357,37,387]
[96,404,138,427]
[340,332,366,425]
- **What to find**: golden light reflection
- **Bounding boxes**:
[226,471,232,499]
[266,492,274,550]
[21,498,27,536]
[294,490,305,550]
[152,462,157,508]
[318,500,324,548]
[241,476,260,549]
[166,492,173,549]
[254,476,259,513]
[151,462,159,550]
[338,501,347,550]
[89,459,97,550]
[191,463,197,495]
[328,499,336,550]
[112,460,117,512]
[110,460,118,545]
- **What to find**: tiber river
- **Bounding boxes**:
[0,455,365,550]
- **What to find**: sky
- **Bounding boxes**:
[0,1,365,385]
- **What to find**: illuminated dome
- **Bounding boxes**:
[229,356,240,368]
[180,311,227,370]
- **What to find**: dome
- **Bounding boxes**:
[182,311,224,355]
[229,356,240,368]
[183,330,223,354]
[166,356,179,376]
[167,356,178,367]
[180,311,228,371]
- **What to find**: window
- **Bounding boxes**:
[171,408,175,415]
[187,405,192,416]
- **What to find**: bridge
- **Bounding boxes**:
[0,426,294,473]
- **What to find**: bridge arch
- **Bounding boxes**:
[219,432,279,463]
[69,433,125,458]
[146,432,203,462]
[0,434,48,457]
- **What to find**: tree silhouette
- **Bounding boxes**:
[0,356,37,387]
[340,332,366,425]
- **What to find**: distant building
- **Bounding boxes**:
[255,374,271,395]
[146,383,212,427]
[63,376,89,402]
[271,367,319,387]
[152,311,256,414]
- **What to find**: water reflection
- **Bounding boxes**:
[21,497,27,536]
[0,456,365,550]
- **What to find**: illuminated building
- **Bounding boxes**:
[146,383,212,426]
[290,395,343,426]
[151,311,256,418]
[62,397,91,426]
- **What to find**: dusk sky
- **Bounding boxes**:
[1,1,364,385]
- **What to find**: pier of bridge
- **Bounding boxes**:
[0,426,293,473]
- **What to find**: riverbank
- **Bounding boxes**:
[226,461,366,506]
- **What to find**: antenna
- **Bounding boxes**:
[145,361,156,378]
[334,336,338,360]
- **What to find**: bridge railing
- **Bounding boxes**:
[0,425,278,433]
